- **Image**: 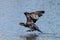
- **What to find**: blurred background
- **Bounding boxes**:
[0,0,60,40]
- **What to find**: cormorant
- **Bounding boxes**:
[19,11,45,33]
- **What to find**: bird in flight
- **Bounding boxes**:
[19,11,45,33]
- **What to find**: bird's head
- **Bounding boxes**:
[19,23,25,26]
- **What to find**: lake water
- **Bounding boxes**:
[0,0,60,40]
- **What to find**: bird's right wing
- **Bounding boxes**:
[30,11,45,23]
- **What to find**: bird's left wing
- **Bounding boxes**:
[24,12,33,24]
[30,11,45,23]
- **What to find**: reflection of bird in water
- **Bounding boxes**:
[19,11,45,33]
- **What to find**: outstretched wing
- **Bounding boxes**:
[24,12,33,24]
[30,11,45,23]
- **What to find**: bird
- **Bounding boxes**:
[19,11,45,33]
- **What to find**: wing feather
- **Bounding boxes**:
[30,11,45,23]
[24,12,33,24]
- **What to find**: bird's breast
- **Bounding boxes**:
[27,22,33,24]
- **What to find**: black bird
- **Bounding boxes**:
[19,11,45,33]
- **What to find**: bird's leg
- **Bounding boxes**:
[27,29,35,32]
[27,29,34,32]
[27,30,32,32]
